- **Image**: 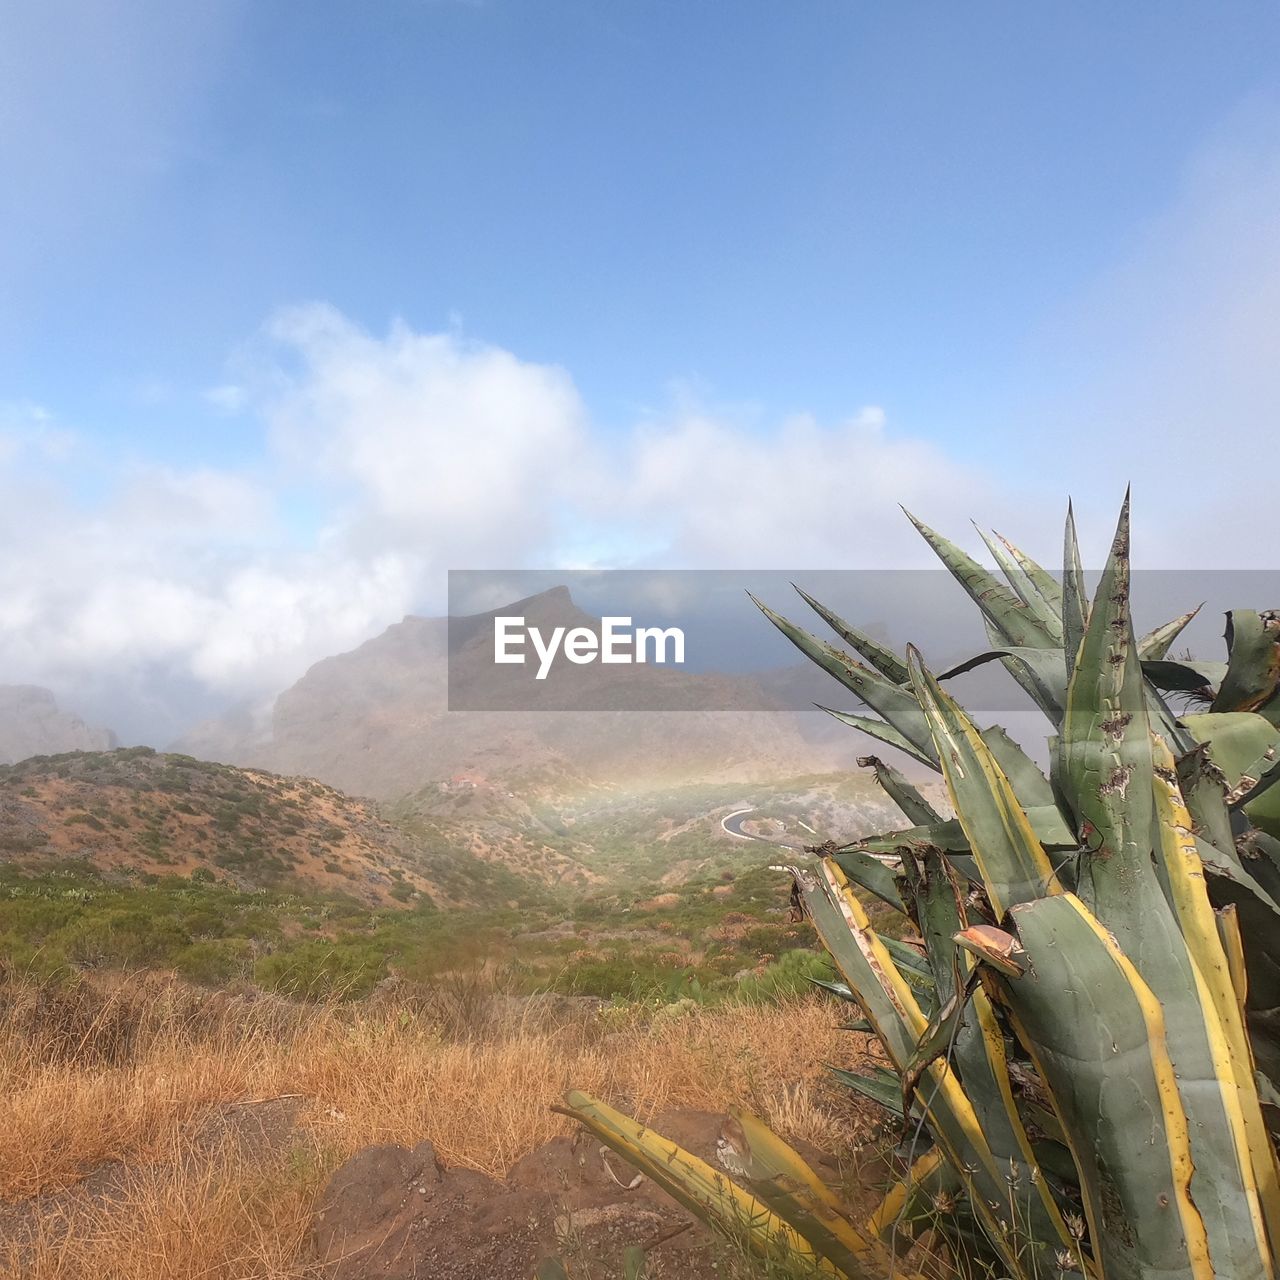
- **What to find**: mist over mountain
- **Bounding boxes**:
[0,686,117,765]
[174,587,861,801]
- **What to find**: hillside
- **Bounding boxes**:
[176,587,858,802]
[0,748,568,909]
[0,687,116,765]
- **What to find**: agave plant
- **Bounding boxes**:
[562,496,1280,1280]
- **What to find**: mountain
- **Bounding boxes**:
[176,587,858,802]
[0,686,117,765]
[0,748,569,909]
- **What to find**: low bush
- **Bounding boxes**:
[732,948,833,1004]
[254,939,387,999]
[173,938,255,986]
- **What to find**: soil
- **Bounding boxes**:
[312,1107,849,1279]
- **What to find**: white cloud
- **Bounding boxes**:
[260,303,589,560]
[0,309,998,742]
[603,405,999,569]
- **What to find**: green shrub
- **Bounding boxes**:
[65,812,107,831]
[733,949,833,1004]
[52,908,191,969]
[254,939,387,1000]
[174,938,254,985]
[0,930,72,980]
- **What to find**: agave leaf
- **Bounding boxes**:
[839,1017,875,1034]
[903,510,1057,649]
[939,645,1068,724]
[975,525,1064,641]
[809,976,857,1003]
[535,1260,571,1280]
[1255,1072,1280,1116]
[1143,658,1226,698]
[979,725,1056,807]
[903,848,1075,1254]
[1176,748,1280,959]
[1138,606,1203,661]
[1238,830,1280,899]
[1184,711,1280,785]
[1235,761,1280,836]
[1062,498,1276,1278]
[789,861,925,1068]
[953,924,1028,977]
[830,849,906,913]
[1149,735,1280,1253]
[1212,610,1280,723]
[751,596,938,764]
[790,859,1054,1280]
[847,820,971,855]
[863,1146,1009,1275]
[1184,710,1280,840]
[1200,862,1280,1098]
[863,1145,956,1247]
[1217,903,1249,1007]
[907,646,1063,919]
[900,963,980,1112]
[979,614,1068,723]
[817,706,938,770]
[1175,743,1239,862]
[556,1091,846,1276]
[1001,893,1214,1280]
[993,528,1065,613]
[879,934,936,1002]
[847,806,1076,858]
[621,1246,647,1280]
[721,1107,877,1276]
[858,754,941,825]
[1062,501,1088,679]
[1020,1099,1069,1148]
[828,1065,905,1117]
[793,585,910,685]
[1060,492,1157,905]
[878,934,931,980]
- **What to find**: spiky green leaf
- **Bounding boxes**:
[793,585,910,684]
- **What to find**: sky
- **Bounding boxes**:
[2,0,1279,742]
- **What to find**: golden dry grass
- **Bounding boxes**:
[0,976,877,1279]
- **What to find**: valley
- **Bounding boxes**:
[0,584,921,1003]
[0,590,922,1279]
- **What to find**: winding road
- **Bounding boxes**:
[720,806,799,851]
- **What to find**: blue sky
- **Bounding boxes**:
[3,1,1279,738]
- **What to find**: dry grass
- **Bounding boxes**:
[0,975,877,1279]
[9,1139,324,1280]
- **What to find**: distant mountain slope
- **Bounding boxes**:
[0,687,116,765]
[175,587,855,802]
[0,748,572,909]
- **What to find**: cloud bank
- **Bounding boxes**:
[0,305,1002,739]
[4,103,1280,741]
